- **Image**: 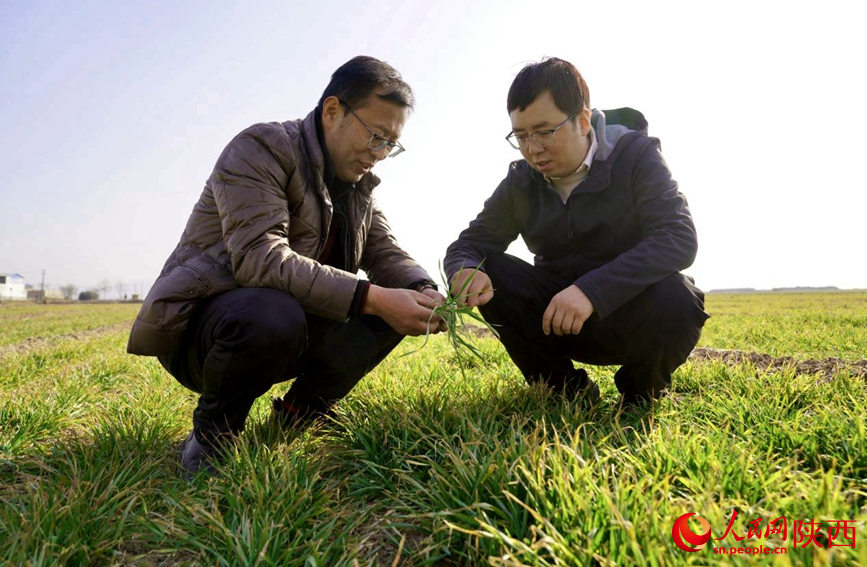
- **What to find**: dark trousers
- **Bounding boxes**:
[478,254,709,402]
[159,288,404,441]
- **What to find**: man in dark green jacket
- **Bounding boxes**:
[444,57,708,410]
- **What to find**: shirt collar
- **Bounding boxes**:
[584,126,598,168]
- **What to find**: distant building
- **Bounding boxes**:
[27,289,63,302]
[0,273,27,301]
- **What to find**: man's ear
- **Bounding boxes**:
[321,96,342,129]
[577,107,592,137]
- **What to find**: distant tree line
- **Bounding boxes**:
[53,279,139,301]
[57,284,101,301]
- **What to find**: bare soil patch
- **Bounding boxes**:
[463,325,496,338]
[114,541,199,567]
[464,325,867,381]
[689,347,867,381]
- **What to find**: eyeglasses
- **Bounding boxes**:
[505,114,576,150]
[340,101,405,158]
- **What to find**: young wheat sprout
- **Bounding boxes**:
[403,262,499,378]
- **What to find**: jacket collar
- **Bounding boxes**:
[522,131,642,196]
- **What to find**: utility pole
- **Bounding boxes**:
[40,269,46,304]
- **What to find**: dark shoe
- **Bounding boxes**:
[579,379,601,404]
[564,369,601,405]
[615,394,654,420]
[271,396,324,430]
[179,430,222,475]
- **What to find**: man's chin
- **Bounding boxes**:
[336,170,365,184]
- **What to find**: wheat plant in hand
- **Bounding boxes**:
[404,262,499,377]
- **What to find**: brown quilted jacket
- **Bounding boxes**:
[127,110,432,356]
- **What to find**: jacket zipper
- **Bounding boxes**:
[547,179,575,240]
[336,209,351,272]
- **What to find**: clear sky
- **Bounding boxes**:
[2,0,865,298]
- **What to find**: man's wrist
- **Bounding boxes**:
[349,281,372,317]
[361,284,381,316]
[409,280,437,293]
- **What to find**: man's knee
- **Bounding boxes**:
[478,254,565,319]
[209,288,307,360]
[479,253,532,287]
[642,274,709,348]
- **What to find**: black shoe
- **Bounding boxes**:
[615,394,654,420]
[579,379,601,404]
[564,369,601,405]
[271,396,323,430]
[179,430,222,476]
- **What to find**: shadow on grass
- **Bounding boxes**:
[0,411,190,565]
[0,372,664,566]
[306,377,666,566]
[1,405,366,567]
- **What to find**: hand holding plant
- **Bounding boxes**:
[403,262,499,376]
[449,267,494,309]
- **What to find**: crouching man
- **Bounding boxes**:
[444,57,709,411]
[128,56,444,474]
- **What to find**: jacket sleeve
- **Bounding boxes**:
[443,168,524,278]
[210,123,358,320]
[360,197,434,289]
[574,139,697,319]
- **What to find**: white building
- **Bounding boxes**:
[0,273,27,301]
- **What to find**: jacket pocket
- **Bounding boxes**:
[140,256,238,326]
[140,266,208,326]
[184,254,238,294]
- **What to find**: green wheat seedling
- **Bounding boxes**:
[403,262,499,377]
[3,294,867,565]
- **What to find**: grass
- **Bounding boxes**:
[1,293,866,565]
[696,291,867,359]
[0,302,136,347]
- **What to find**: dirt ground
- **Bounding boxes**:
[689,347,867,382]
[463,325,867,381]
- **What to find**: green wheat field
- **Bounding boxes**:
[1,292,866,566]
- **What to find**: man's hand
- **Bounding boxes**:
[363,285,445,336]
[542,285,594,336]
[449,268,494,308]
[420,287,449,332]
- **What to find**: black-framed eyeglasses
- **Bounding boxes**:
[340,101,405,158]
[505,114,576,150]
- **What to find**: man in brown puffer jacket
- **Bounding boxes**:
[127,56,445,474]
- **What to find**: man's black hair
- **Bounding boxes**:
[318,56,415,111]
[507,57,590,116]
